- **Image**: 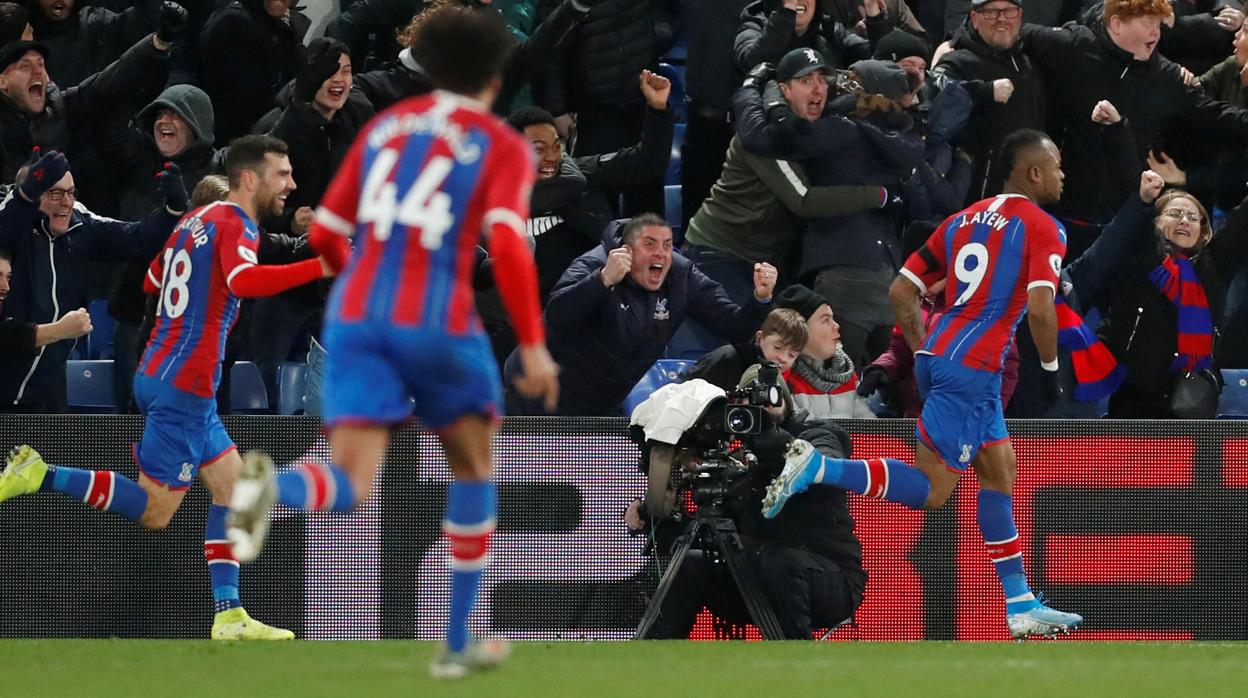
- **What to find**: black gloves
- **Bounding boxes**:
[19,149,70,202]
[763,81,795,125]
[855,365,890,397]
[157,2,189,44]
[1040,364,1065,412]
[156,162,189,213]
[296,40,346,104]
[743,62,775,91]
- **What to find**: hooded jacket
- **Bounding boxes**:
[201,0,310,144]
[933,22,1046,202]
[0,188,179,411]
[28,0,159,88]
[510,222,772,416]
[98,84,220,324]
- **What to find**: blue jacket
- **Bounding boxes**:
[0,189,178,411]
[507,223,773,416]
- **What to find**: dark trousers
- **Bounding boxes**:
[680,110,734,231]
[646,543,860,640]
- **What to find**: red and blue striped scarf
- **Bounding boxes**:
[1055,295,1126,401]
[1149,255,1214,374]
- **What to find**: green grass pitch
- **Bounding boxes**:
[3,640,1246,697]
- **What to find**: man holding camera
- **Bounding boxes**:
[628,340,865,639]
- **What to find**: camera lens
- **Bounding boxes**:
[725,406,755,434]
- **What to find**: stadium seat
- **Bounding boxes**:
[1219,369,1248,418]
[663,39,687,65]
[622,359,696,417]
[666,122,685,187]
[86,299,114,360]
[656,62,687,125]
[229,361,269,413]
[66,359,116,412]
[665,185,683,244]
[277,362,308,415]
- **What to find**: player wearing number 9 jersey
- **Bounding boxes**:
[0,136,332,641]
[761,130,1084,639]
[226,7,560,678]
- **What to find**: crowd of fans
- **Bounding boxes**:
[1,0,1247,420]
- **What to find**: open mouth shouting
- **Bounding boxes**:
[646,261,665,285]
[48,1,71,19]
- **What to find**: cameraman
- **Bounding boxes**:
[629,359,865,639]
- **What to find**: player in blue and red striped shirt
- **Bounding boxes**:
[762,130,1084,639]
[227,7,558,678]
[0,135,332,640]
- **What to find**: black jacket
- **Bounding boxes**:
[1097,196,1248,410]
[200,0,310,145]
[933,24,1046,203]
[0,35,170,185]
[0,189,179,411]
[0,317,36,357]
[30,0,159,88]
[512,223,772,416]
[1016,19,1248,228]
[535,0,678,115]
[685,0,752,110]
[732,85,925,276]
[734,0,889,76]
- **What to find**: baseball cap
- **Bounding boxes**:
[0,40,47,73]
[849,59,913,102]
[776,47,829,82]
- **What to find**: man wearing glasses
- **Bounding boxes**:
[933,0,1046,204]
[0,149,186,412]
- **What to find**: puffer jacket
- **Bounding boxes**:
[534,0,678,114]
[29,0,159,88]
[200,0,310,144]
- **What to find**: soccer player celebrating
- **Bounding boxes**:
[762,129,1084,639]
[0,135,334,640]
[226,6,559,678]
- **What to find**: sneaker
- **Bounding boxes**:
[760,438,818,519]
[1007,597,1083,639]
[429,637,511,679]
[0,445,49,504]
[227,451,276,563]
[211,607,295,641]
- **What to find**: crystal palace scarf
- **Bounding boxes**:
[1149,255,1214,374]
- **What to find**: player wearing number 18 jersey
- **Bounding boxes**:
[1,136,331,640]
[227,7,559,678]
[761,130,1083,638]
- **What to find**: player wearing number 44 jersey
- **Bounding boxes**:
[1,135,334,640]
[226,6,559,679]
[763,130,1084,639]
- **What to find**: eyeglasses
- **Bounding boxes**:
[974,7,1022,20]
[44,188,76,202]
[1162,208,1203,223]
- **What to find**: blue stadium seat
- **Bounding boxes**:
[656,62,687,125]
[277,362,308,415]
[87,298,114,360]
[229,361,269,413]
[663,40,687,65]
[66,360,116,412]
[1219,369,1248,418]
[665,185,683,244]
[666,122,685,186]
[622,359,696,417]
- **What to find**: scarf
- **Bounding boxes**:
[1149,255,1214,374]
[1055,294,1125,402]
[791,349,856,393]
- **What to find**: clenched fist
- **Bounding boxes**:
[601,246,633,287]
